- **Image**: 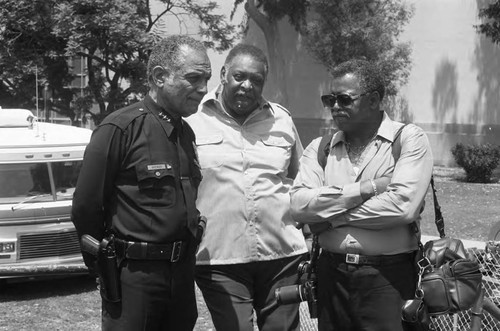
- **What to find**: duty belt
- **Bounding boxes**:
[114,238,188,262]
[326,251,414,266]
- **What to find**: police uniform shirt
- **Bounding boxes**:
[71,95,201,245]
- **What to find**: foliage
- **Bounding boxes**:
[451,143,500,183]
[0,0,236,122]
[303,0,414,96]
[0,0,73,117]
[232,0,414,98]
[475,0,500,44]
[232,0,309,31]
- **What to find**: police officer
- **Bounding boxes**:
[71,35,212,330]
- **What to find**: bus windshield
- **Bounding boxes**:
[0,161,82,204]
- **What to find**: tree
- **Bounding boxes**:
[232,0,309,105]
[303,0,414,97]
[0,0,73,118]
[233,0,413,102]
[475,0,500,44]
[0,0,236,123]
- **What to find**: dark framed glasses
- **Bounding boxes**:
[320,92,369,108]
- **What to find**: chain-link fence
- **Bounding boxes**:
[298,241,500,331]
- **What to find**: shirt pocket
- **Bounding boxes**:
[135,162,176,207]
[195,134,225,168]
[260,136,293,172]
[261,136,292,149]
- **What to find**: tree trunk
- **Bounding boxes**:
[245,0,289,107]
[86,49,106,116]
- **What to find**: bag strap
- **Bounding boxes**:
[430,176,446,238]
[391,124,407,163]
[317,132,332,169]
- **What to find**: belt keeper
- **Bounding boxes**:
[171,241,182,262]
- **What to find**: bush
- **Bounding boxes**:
[451,143,500,183]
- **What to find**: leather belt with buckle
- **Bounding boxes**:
[115,239,187,262]
[327,252,414,266]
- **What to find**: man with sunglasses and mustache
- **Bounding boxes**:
[186,44,308,331]
[290,59,433,331]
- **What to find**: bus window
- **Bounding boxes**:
[52,161,82,200]
[0,161,83,203]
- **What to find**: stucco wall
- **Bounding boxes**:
[400,0,500,165]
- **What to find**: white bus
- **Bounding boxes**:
[0,108,92,279]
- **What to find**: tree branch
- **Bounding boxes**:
[245,0,271,33]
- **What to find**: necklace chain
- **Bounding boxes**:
[345,131,378,166]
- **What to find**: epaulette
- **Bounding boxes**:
[268,102,291,116]
[99,101,148,130]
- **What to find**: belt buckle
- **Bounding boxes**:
[346,253,360,264]
[170,241,182,262]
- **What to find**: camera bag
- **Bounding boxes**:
[415,178,482,315]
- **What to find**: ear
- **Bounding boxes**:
[220,66,227,84]
[152,66,168,87]
[368,91,381,110]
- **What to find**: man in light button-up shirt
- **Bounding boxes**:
[290,59,433,331]
[186,44,308,331]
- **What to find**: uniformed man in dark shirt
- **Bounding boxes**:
[71,34,212,330]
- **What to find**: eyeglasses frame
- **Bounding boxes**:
[321,91,371,108]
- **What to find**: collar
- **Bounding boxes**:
[330,111,397,147]
[377,112,401,143]
[143,94,177,136]
[201,85,273,116]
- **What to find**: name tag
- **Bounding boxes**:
[147,164,167,171]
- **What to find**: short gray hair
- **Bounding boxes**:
[147,35,207,82]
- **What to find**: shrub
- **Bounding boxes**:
[451,143,500,183]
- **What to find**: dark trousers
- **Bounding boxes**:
[195,254,307,331]
[317,252,417,331]
[102,248,197,331]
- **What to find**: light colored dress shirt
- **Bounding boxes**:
[290,113,434,255]
[186,86,308,265]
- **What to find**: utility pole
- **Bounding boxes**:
[44,83,49,122]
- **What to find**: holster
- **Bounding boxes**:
[97,237,121,303]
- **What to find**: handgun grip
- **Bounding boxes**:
[81,234,100,256]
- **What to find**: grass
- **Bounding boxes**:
[0,167,499,330]
[420,166,500,241]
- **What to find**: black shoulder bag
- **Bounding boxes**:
[402,178,483,330]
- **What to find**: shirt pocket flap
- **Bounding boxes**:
[196,134,223,146]
[261,136,291,148]
[136,163,175,189]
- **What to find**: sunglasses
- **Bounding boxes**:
[320,92,369,108]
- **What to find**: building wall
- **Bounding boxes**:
[240,0,500,166]
[400,0,500,165]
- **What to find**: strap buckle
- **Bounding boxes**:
[346,253,360,264]
[170,241,182,262]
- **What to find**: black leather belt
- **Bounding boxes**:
[114,238,188,262]
[326,251,414,266]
